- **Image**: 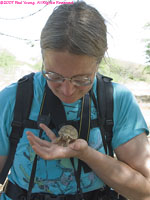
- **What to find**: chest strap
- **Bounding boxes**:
[23,118,98,130]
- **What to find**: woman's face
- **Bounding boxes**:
[43,50,98,104]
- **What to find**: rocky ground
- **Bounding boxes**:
[124,81,150,130]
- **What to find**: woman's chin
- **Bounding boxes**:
[60,96,78,104]
[62,98,77,104]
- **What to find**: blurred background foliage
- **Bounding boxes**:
[99,57,150,83]
[0,50,20,72]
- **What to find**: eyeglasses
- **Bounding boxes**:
[41,65,94,87]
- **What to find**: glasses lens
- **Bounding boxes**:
[72,76,91,86]
[43,71,64,82]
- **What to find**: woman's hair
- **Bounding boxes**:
[40,1,107,63]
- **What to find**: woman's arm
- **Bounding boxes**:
[79,133,150,200]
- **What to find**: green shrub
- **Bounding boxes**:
[0,50,19,72]
[144,65,150,74]
[98,57,150,83]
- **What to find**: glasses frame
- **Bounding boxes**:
[41,64,94,87]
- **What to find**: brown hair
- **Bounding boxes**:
[40,1,107,63]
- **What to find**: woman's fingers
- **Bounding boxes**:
[26,131,51,147]
[32,144,70,160]
[31,142,54,160]
[27,124,57,147]
[39,123,57,141]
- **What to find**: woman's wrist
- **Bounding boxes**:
[77,145,93,162]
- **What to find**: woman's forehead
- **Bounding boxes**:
[43,50,98,76]
[43,50,97,65]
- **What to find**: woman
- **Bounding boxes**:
[0,2,150,200]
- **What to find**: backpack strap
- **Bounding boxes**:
[97,74,125,200]
[44,83,67,130]
[96,73,114,156]
[27,83,68,199]
[0,73,35,184]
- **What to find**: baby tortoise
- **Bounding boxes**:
[55,125,78,147]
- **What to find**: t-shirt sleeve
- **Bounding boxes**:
[0,84,16,155]
[112,83,149,149]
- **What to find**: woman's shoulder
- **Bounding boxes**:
[33,71,46,92]
[0,82,17,104]
[0,72,45,107]
[112,82,135,102]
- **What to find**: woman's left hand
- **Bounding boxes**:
[26,123,88,160]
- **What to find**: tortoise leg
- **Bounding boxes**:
[54,137,61,144]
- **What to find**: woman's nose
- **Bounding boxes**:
[60,80,76,96]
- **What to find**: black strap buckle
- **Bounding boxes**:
[19,194,26,200]
[105,119,113,126]
[75,193,85,200]
[11,120,23,128]
[37,114,51,129]
[10,121,24,143]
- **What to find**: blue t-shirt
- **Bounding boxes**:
[0,72,149,199]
